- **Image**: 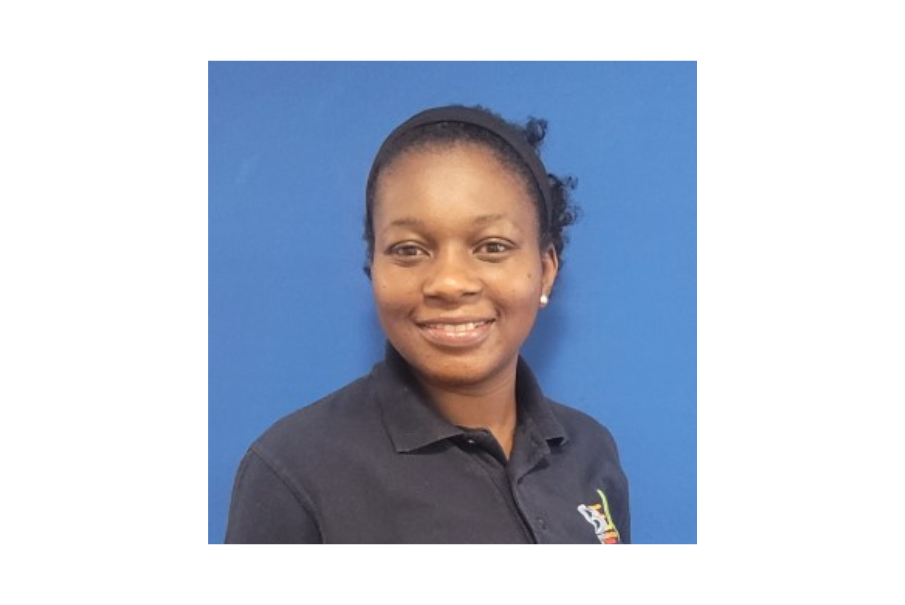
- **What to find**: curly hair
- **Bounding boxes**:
[364,105,578,278]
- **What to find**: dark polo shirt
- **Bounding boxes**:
[226,346,630,544]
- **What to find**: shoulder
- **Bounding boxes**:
[226,372,385,543]
[249,372,381,467]
[544,399,632,542]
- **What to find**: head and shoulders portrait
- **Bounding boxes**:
[209,62,696,544]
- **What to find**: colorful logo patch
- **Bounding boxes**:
[577,489,621,544]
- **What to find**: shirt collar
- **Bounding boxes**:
[375,344,568,454]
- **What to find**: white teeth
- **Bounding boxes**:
[426,320,489,334]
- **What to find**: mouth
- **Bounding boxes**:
[416,318,495,347]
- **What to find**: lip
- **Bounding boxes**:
[415,317,495,348]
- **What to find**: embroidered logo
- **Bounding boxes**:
[577,489,621,544]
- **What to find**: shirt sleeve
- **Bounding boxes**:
[614,493,631,544]
[225,448,323,544]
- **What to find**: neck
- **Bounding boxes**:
[417,362,519,457]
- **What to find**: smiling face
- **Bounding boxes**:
[370,143,558,392]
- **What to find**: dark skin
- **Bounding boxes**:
[370,143,558,457]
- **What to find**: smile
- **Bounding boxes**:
[416,319,495,347]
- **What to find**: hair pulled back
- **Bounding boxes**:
[364,105,578,278]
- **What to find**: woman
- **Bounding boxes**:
[225,105,630,544]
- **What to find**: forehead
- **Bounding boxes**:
[373,143,539,228]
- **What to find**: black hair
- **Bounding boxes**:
[363,105,578,278]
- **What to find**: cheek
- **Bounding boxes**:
[500,280,542,311]
[371,271,415,315]
[371,279,393,309]
[483,263,543,309]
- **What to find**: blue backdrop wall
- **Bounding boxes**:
[209,61,697,544]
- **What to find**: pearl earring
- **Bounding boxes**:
[540,293,549,307]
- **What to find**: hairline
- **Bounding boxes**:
[369,139,548,241]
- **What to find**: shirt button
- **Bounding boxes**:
[466,438,476,445]
[536,517,547,530]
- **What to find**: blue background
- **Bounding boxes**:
[209,62,696,544]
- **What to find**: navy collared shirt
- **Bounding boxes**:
[226,346,630,544]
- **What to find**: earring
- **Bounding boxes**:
[540,293,549,307]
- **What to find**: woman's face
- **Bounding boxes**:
[370,143,558,391]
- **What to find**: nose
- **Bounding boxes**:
[422,250,482,302]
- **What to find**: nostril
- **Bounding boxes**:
[422,269,482,300]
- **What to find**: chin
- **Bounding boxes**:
[409,351,513,390]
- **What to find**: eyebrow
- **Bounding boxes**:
[472,213,506,226]
[387,214,507,229]
[387,217,426,229]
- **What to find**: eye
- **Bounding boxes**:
[481,242,508,253]
[475,240,514,258]
[388,243,428,258]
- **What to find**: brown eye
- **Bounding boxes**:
[390,244,427,258]
[475,240,514,259]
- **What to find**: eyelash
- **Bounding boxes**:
[476,241,511,255]
[390,244,427,258]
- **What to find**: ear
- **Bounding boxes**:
[540,244,559,296]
